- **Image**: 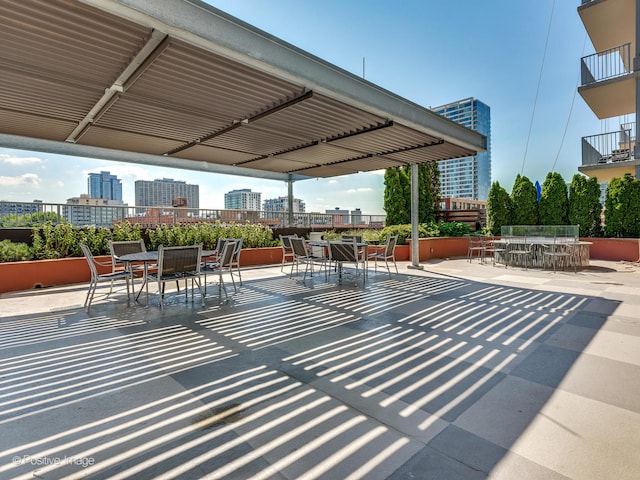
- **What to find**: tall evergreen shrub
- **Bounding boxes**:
[538,172,568,225]
[604,173,640,237]
[511,174,538,225]
[486,181,513,235]
[568,174,602,237]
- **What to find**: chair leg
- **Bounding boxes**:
[85,280,97,312]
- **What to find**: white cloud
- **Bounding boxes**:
[0,154,43,166]
[346,187,374,193]
[0,173,41,186]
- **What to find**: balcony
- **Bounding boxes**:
[581,126,634,167]
[578,0,635,54]
[578,43,635,119]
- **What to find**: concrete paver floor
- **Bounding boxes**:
[1,258,639,479]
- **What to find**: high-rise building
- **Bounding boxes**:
[224,189,261,210]
[88,171,122,201]
[577,0,640,204]
[135,178,199,209]
[262,196,306,213]
[432,98,491,200]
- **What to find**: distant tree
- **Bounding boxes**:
[604,173,640,237]
[568,174,602,237]
[0,211,62,227]
[384,167,410,225]
[486,181,513,235]
[538,172,568,225]
[510,174,538,225]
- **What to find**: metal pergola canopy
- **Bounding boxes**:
[0,0,486,182]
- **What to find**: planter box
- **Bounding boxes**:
[407,237,468,262]
[238,246,283,267]
[0,255,111,293]
[583,237,640,262]
[0,248,286,294]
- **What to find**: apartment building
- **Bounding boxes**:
[224,189,261,211]
[578,0,640,200]
[135,178,199,209]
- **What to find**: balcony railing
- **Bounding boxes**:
[581,43,632,86]
[582,126,634,166]
[0,202,387,229]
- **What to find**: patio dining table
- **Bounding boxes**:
[310,240,369,281]
[119,249,216,301]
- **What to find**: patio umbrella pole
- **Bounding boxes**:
[408,163,424,270]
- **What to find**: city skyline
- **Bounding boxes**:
[0,1,602,214]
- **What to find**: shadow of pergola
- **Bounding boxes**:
[0,268,620,479]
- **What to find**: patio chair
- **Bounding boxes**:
[367,234,398,276]
[202,240,237,300]
[289,237,326,280]
[507,237,533,270]
[109,239,148,280]
[465,234,484,262]
[80,243,131,312]
[328,238,363,285]
[228,237,243,286]
[542,238,574,273]
[481,235,507,267]
[279,234,296,272]
[145,244,205,311]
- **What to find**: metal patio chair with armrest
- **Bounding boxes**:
[202,240,237,300]
[279,234,297,272]
[367,234,398,276]
[481,235,507,266]
[228,237,243,286]
[465,234,484,262]
[542,238,574,273]
[81,243,132,312]
[109,239,148,283]
[328,238,364,285]
[145,244,205,312]
[289,236,326,280]
[507,237,533,270]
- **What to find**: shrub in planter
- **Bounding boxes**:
[0,239,32,262]
[147,222,276,250]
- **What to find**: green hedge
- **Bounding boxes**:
[0,221,276,263]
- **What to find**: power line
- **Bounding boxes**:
[521,0,556,175]
[551,33,588,173]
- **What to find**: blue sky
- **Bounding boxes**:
[0,0,605,214]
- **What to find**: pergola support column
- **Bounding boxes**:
[408,163,423,270]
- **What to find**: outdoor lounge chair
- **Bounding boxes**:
[81,243,131,312]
